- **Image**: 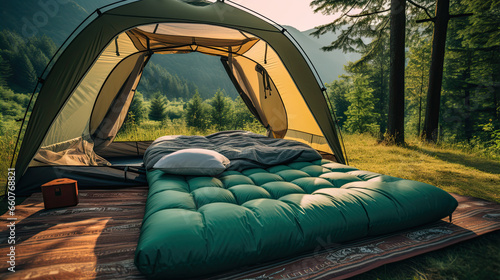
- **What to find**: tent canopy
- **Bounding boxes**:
[15,0,346,194]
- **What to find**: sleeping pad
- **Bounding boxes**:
[135,159,458,279]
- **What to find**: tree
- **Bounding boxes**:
[346,33,391,138]
[0,56,11,87]
[10,53,37,91]
[421,0,450,142]
[186,90,210,130]
[148,93,167,121]
[326,76,351,127]
[0,113,4,136]
[232,98,255,130]
[0,86,30,121]
[458,0,499,131]
[310,0,390,54]
[438,0,499,143]
[210,89,232,130]
[137,62,194,100]
[0,30,56,92]
[344,75,379,133]
[369,35,390,138]
[405,39,431,137]
[166,105,184,120]
[386,0,406,144]
[311,0,410,144]
[125,91,147,127]
[121,111,137,131]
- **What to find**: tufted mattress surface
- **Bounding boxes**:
[135,159,458,279]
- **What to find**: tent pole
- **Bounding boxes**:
[9,82,40,169]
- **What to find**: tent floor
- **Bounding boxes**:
[1,187,499,279]
[107,156,144,166]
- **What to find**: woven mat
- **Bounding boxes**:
[0,188,498,280]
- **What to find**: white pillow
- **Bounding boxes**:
[153,148,230,176]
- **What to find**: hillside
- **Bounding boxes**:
[0,0,116,44]
[142,53,238,99]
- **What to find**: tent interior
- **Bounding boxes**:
[16,7,345,195]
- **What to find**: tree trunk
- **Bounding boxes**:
[422,0,450,142]
[386,0,406,145]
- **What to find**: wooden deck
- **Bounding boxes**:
[0,188,148,279]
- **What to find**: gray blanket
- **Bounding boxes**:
[143,131,322,172]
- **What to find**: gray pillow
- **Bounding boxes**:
[153,148,230,176]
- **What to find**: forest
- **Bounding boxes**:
[312,0,499,159]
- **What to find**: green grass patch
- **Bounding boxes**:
[115,119,216,141]
[0,120,21,196]
[0,134,15,195]
[343,133,500,203]
[115,119,266,142]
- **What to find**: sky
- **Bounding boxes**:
[230,0,340,31]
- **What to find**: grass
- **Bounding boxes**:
[115,119,266,142]
[114,119,218,141]
[0,133,16,195]
[342,133,500,280]
[343,134,500,203]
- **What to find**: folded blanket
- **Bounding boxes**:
[143,131,322,171]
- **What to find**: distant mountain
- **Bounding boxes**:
[145,53,238,99]
[284,26,360,84]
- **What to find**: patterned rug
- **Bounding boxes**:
[0,188,498,280]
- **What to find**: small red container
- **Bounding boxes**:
[41,178,79,209]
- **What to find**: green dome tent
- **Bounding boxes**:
[14,0,346,195]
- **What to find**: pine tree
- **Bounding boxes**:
[345,34,391,139]
[148,93,167,121]
[122,111,136,131]
[186,90,210,130]
[326,76,351,127]
[437,0,499,142]
[129,92,147,124]
[311,0,410,144]
[11,53,37,91]
[210,89,232,130]
[344,75,379,134]
[124,91,147,129]
[0,56,10,87]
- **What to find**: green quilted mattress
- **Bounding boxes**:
[135,159,458,279]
